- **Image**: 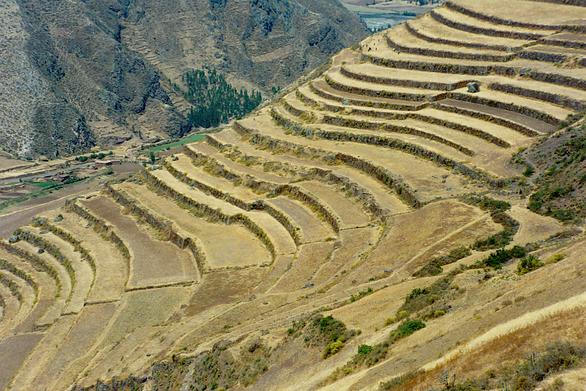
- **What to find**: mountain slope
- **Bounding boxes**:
[0,0,367,159]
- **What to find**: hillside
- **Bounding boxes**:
[0,0,367,160]
[0,0,585,390]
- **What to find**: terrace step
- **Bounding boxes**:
[209,129,409,217]
[316,116,520,178]
[0,333,44,391]
[0,249,60,331]
[164,157,330,245]
[362,34,586,90]
[0,285,19,336]
[81,196,197,289]
[310,79,425,111]
[436,98,556,134]
[7,315,77,391]
[283,95,482,162]
[454,88,573,122]
[297,181,370,229]
[238,110,488,203]
[447,0,586,29]
[186,143,290,185]
[147,167,299,254]
[324,69,439,102]
[72,287,192,387]
[405,14,530,51]
[29,302,119,390]
[266,197,334,243]
[0,271,35,332]
[485,77,586,111]
[544,33,586,50]
[272,104,500,185]
[117,182,276,269]
[386,23,516,62]
[340,63,473,91]
[10,241,70,324]
[46,212,128,302]
[28,228,93,315]
[430,6,556,40]
[297,84,530,147]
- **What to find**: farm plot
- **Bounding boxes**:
[72,286,193,386]
[266,197,334,243]
[32,302,118,390]
[298,181,370,229]
[81,196,197,289]
[119,182,272,269]
[0,332,43,390]
[47,211,127,302]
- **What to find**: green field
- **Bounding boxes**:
[146,133,207,154]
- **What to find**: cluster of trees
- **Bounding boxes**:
[183,67,262,129]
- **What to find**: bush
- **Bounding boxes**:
[546,253,566,264]
[414,247,471,277]
[292,315,355,359]
[517,255,544,275]
[481,246,527,269]
[349,287,373,303]
[464,195,511,213]
[357,345,373,355]
[390,319,426,341]
[323,340,345,359]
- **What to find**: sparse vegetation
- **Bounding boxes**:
[472,245,527,269]
[516,255,544,275]
[326,319,427,383]
[424,342,586,391]
[414,247,471,277]
[288,315,357,359]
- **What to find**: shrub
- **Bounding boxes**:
[357,345,373,355]
[546,253,566,264]
[390,319,426,342]
[292,315,355,359]
[349,287,373,303]
[323,340,345,359]
[517,255,544,275]
[481,246,527,269]
[523,164,535,177]
[414,247,471,277]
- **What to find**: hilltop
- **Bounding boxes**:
[0,0,367,160]
[0,1,585,390]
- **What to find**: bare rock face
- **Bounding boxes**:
[0,0,367,159]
